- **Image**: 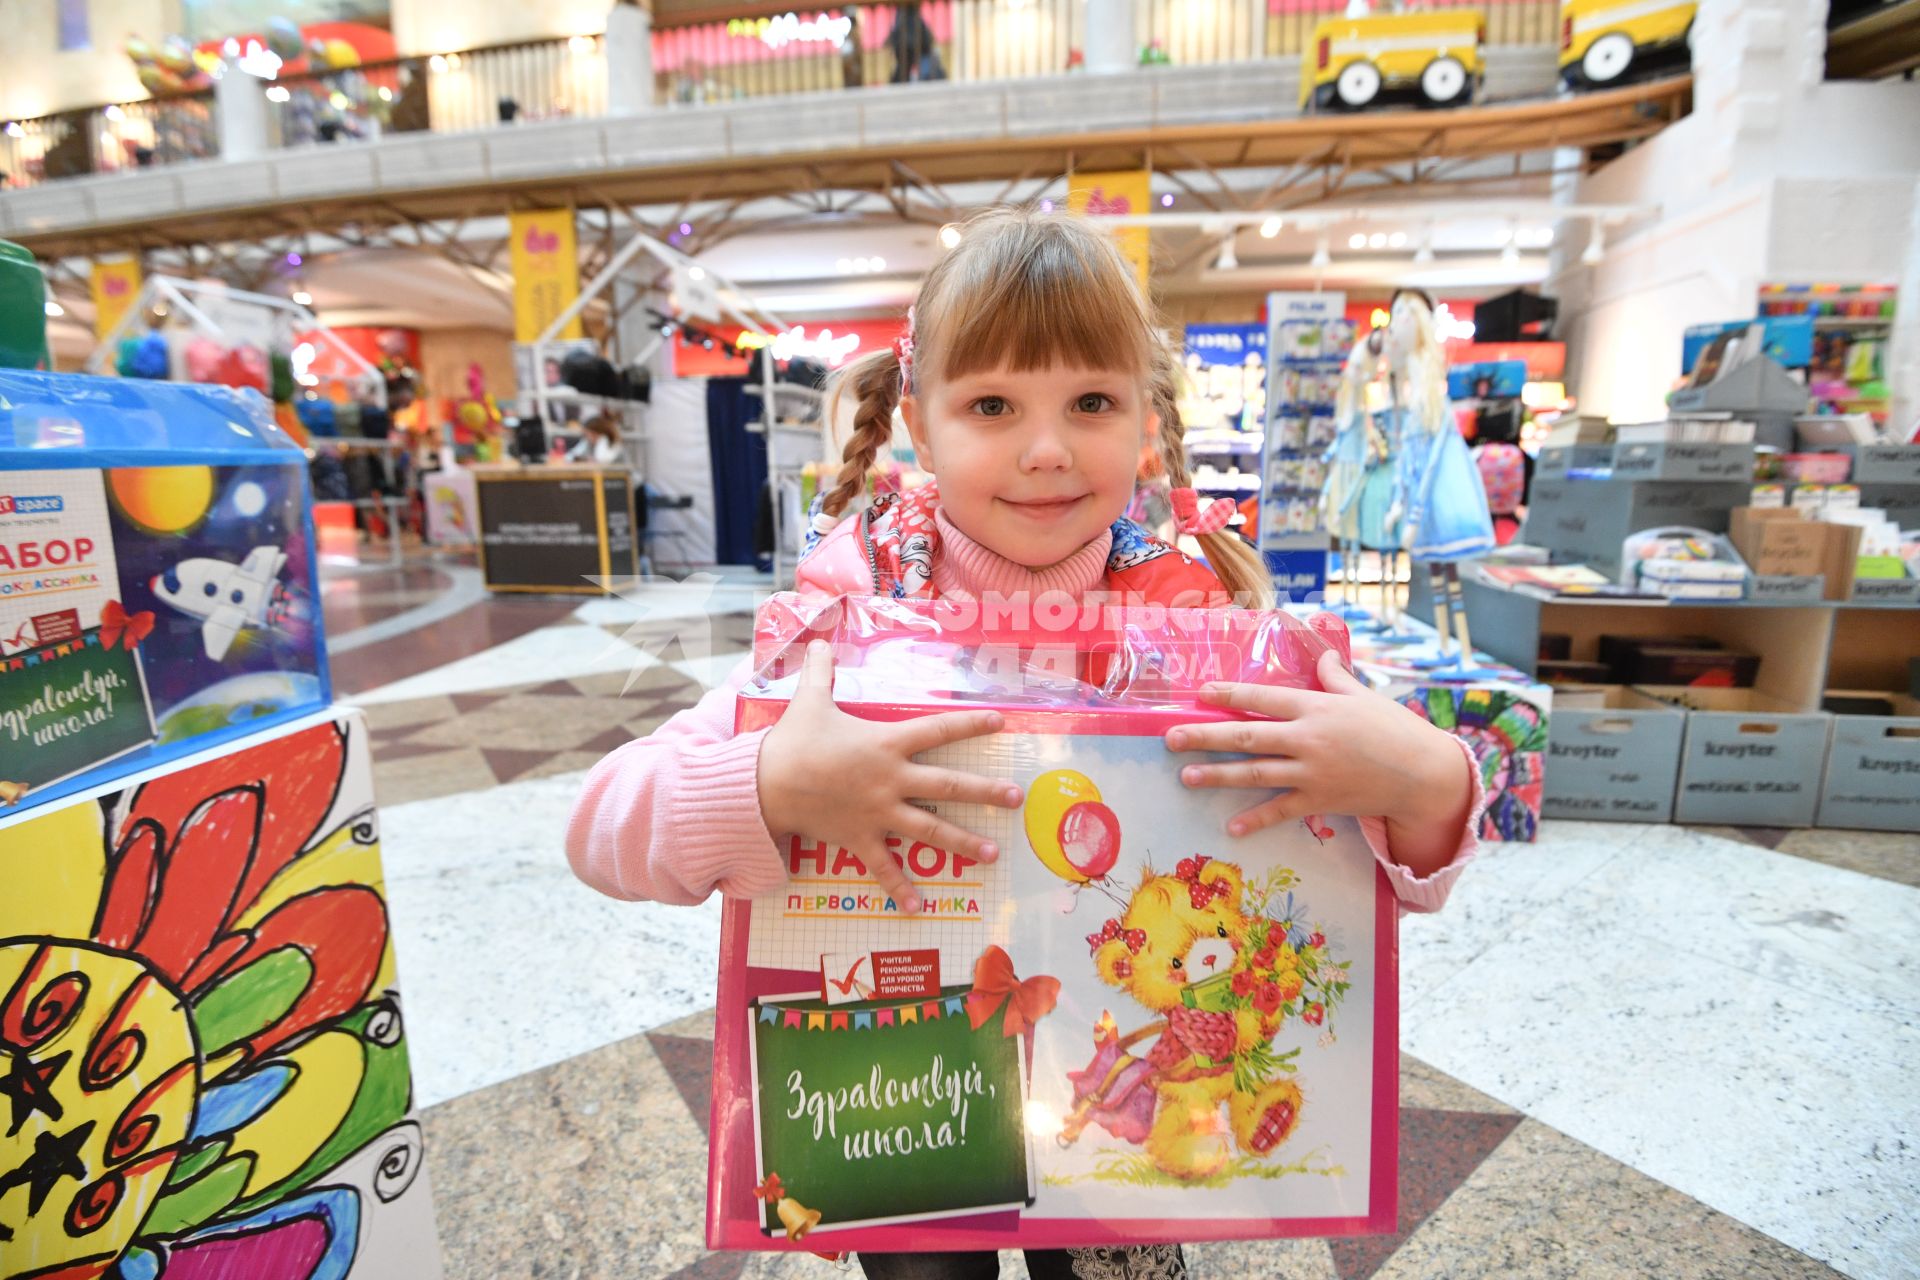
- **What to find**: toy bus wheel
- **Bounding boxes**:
[1419,56,1469,105]
[1581,32,1635,84]
[1335,60,1382,108]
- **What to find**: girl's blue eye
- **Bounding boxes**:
[973,396,1010,417]
[1076,393,1116,413]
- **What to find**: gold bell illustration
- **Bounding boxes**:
[775,1196,821,1241]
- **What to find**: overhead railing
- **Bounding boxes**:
[1,0,1568,189]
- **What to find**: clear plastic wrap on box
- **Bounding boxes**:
[708,595,1399,1255]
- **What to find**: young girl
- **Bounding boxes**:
[567,208,1480,1280]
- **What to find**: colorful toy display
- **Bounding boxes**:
[708,596,1397,1252]
[1302,7,1485,111]
[1558,0,1697,87]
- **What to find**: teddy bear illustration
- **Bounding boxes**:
[1066,856,1326,1180]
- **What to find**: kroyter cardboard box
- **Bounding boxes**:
[1727,507,1863,600]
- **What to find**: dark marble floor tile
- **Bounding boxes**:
[330,599,584,695]
[1329,1109,1523,1280]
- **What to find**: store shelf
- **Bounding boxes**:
[1810,316,1894,329]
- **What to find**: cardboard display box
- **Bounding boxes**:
[1635,686,1832,827]
[0,709,444,1278]
[1816,690,1920,833]
[1728,507,1862,601]
[1542,686,1686,823]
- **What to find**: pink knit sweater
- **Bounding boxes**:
[566,516,1481,913]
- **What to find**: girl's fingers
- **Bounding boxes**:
[1195,681,1319,720]
[893,709,1006,754]
[891,806,1000,864]
[1226,791,1313,838]
[1164,718,1297,755]
[1180,758,1305,791]
[904,765,1023,809]
[1315,648,1369,695]
[793,639,836,703]
[864,841,922,914]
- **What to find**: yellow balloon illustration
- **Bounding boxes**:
[108,465,215,534]
[1024,769,1102,883]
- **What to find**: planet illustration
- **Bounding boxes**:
[156,671,326,743]
[109,465,215,534]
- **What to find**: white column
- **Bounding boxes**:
[605,0,656,114]
[1084,0,1134,74]
[1891,178,1920,438]
[214,67,270,161]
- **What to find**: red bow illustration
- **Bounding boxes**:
[1086,918,1146,955]
[100,600,155,652]
[966,945,1059,1038]
[753,1173,785,1203]
[1175,856,1228,910]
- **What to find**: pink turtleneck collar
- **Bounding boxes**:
[930,507,1112,601]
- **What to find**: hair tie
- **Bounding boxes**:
[1169,487,1232,536]
[892,305,916,387]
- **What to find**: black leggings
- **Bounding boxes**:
[858,1245,1188,1279]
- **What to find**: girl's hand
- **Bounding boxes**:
[1164,650,1472,878]
[758,640,1023,913]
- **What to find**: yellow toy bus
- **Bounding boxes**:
[1559,0,1697,86]
[1301,9,1486,112]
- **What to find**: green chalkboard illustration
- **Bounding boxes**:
[0,629,155,795]
[750,947,1055,1236]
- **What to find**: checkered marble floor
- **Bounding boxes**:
[320,557,1918,1280]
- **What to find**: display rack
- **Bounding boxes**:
[746,382,828,588]
[83,275,387,408]
[1259,317,1346,592]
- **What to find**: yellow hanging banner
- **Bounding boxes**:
[509,209,584,343]
[1068,169,1153,292]
[90,258,143,340]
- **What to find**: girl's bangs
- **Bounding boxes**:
[926,229,1152,383]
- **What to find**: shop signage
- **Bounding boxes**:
[728,12,853,49]
[1069,170,1153,291]
[89,259,143,341]
[509,209,585,344]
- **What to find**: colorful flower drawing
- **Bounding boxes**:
[1397,685,1548,842]
[0,718,435,1280]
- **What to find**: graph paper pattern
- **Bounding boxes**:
[0,469,118,656]
[746,735,1043,981]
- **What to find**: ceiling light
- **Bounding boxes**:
[1388,231,1407,249]
[1414,241,1435,265]
[104,105,126,122]
[939,224,962,249]
[1214,236,1238,272]
[265,85,290,102]
[429,54,447,73]
[45,300,65,317]
[836,258,852,273]
[1259,215,1282,239]
[1583,222,1606,266]
[1348,233,1367,250]
[1367,232,1387,250]
[292,289,313,305]
[569,35,595,53]
[870,256,886,272]
[688,266,707,281]
[1311,239,1332,269]
[1501,242,1520,265]
[1040,199,1055,214]
[1159,193,1174,208]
